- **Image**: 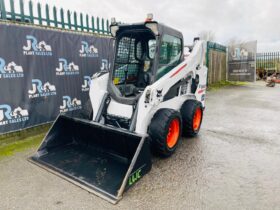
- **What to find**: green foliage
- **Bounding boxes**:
[0,124,50,160]
[207,80,248,91]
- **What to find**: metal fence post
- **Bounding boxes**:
[19,0,24,22]
[45,3,50,26]
[28,0,34,23]
[53,6,58,27]
[0,0,7,19]
[91,16,95,32]
[73,11,78,30]
[37,2,42,25]
[67,10,71,29]
[10,0,15,20]
[60,8,65,29]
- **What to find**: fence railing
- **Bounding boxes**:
[0,0,110,34]
[256,52,280,72]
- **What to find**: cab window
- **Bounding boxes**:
[156,34,182,80]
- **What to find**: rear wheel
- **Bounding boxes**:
[148,109,182,157]
[180,100,203,137]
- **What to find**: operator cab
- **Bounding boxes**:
[113,27,156,96]
[108,16,184,105]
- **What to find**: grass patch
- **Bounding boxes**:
[0,124,50,160]
[207,80,247,91]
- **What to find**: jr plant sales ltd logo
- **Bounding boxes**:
[101,59,110,71]
[82,76,91,92]
[79,41,98,57]
[0,104,29,126]
[0,57,24,79]
[56,58,79,76]
[28,79,57,99]
[231,48,249,60]
[23,35,52,56]
[60,96,82,113]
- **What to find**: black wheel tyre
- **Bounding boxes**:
[148,109,182,157]
[180,100,203,137]
[78,99,93,120]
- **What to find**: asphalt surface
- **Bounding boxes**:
[1,82,280,210]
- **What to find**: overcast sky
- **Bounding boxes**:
[32,0,280,51]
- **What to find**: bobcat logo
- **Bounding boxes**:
[82,76,91,92]
[156,89,163,97]
[60,96,82,113]
[56,58,79,76]
[79,41,98,57]
[28,79,57,98]
[0,104,29,126]
[23,35,52,56]
[0,58,24,79]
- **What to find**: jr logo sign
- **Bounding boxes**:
[56,58,79,76]
[28,79,57,98]
[23,35,52,56]
[101,59,110,71]
[82,76,91,92]
[231,48,249,60]
[60,96,82,113]
[0,57,24,79]
[0,104,29,126]
[79,41,98,57]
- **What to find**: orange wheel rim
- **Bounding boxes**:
[166,118,180,148]
[193,107,202,131]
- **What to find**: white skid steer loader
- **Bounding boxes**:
[30,15,208,204]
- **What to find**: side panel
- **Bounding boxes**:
[195,66,207,107]
[135,41,208,135]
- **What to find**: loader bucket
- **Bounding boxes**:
[29,115,152,204]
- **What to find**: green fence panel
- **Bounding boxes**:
[0,0,110,36]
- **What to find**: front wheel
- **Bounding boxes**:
[180,100,203,137]
[148,109,182,157]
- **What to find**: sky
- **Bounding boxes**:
[17,0,280,52]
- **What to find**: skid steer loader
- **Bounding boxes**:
[30,15,208,204]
